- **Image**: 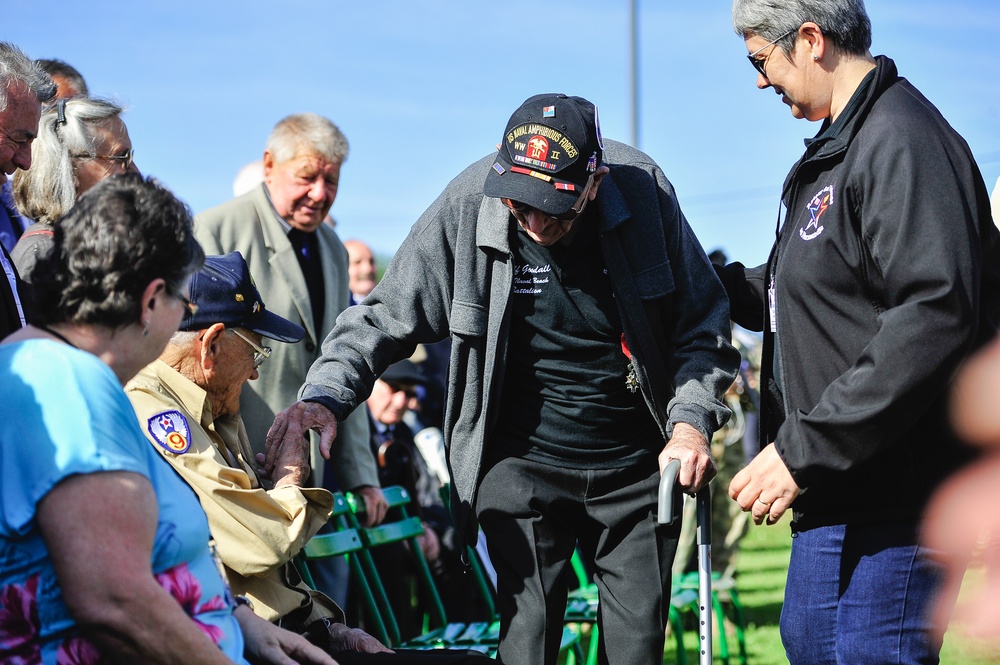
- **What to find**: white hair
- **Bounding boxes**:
[264,113,349,165]
[12,98,125,225]
[0,42,56,111]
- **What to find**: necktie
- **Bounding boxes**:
[287,228,325,338]
[377,428,395,468]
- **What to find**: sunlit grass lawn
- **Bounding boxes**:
[661,522,1000,664]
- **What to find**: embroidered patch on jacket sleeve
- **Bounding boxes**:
[147,410,192,454]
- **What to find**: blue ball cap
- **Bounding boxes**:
[179,252,305,343]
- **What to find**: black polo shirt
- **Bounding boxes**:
[493,209,662,469]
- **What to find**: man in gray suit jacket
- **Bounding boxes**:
[195,113,386,525]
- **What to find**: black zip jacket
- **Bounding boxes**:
[719,56,1000,530]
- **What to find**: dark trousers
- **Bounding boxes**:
[476,455,679,665]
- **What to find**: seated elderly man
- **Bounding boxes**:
[126,252,487,664]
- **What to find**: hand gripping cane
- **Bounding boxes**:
[658,459,713,665]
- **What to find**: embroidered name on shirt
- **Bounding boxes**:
[800,184,834,241]
[512,262,551,295]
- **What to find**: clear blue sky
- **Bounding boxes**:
[7,1,999,267]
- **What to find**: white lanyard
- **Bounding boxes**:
[0,249,25,327]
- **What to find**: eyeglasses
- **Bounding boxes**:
[501,173,595,223]
[502,198,583,223]
[384,381,419,400]
[168,287,199,316]
[71,147,134,172]
[747,29,797,78]
[230,329,272,369]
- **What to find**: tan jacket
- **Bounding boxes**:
[194,184,376,492]
[126,360,344,626]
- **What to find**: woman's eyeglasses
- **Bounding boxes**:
[167,287,199,316]
[747,29,796,78]
[71,148,135,172]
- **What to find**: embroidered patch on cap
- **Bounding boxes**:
[148,410,192,454]
[504,122,580,175]
[510,166,552,182]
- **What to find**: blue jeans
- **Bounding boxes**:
[781,521,944,665]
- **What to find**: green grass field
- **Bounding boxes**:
[659,522,1000,664]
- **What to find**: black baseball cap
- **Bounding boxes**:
[379,359,426,386]
[482,93,604,216]
[179,252,305,343]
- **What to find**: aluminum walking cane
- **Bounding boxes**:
[659,459,713,665]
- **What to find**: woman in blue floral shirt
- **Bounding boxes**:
[0,175,333,665]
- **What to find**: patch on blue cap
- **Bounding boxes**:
[147,410,192,454]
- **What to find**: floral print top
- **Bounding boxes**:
[0,341,247,664]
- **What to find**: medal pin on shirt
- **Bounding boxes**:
[621,333,639,393]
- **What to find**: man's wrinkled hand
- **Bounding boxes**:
[269,435,312,489]
[235,605,340,665]
[353,485,388,527]
[327,623,394,654]
[265,401,338,475]
[416,523,441,562]
[659,422,716,493]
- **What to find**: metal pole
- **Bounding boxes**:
[696,485,714,665]
[630,0,640,148]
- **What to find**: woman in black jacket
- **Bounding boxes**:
[719,1,1000,663]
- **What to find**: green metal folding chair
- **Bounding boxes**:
[293,492,392,646]
[673,571,748,665]
[345,486,496,654]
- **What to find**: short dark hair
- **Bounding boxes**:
[34,58,88,98]
[30,174,205,328]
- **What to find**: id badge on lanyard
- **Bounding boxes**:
[768,277,777,333]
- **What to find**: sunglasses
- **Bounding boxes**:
[384,381,419,400]
[501,173,596,223]
[747,29,797,78]
[501,198,582,223]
